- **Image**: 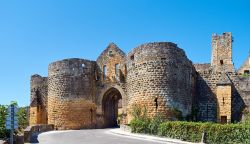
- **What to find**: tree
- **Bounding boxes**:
[0,102,29,138]
[17,107,29,131]
[0,105,8,138]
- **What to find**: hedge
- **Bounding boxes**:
[130,119,250,144]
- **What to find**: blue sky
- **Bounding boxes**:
[0,0,249,106]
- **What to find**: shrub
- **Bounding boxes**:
[158,121,250,144]
[130,118,150,133]
[242,73,249,78]
[243,112,250,125]
[130,103,148,121]
[148,114,164,135]
[0,105,8,138]
[130,111,250,143]
[130,103,151,133]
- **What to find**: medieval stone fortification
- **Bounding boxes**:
[29,32,250,130]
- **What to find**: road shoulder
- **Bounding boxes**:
[108,128,199,144]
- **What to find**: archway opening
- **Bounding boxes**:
[102,88,122,128]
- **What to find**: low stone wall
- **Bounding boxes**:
[24,124,54,143]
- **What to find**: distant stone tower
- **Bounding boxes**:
[211,32,234,72]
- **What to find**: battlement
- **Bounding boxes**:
[212,32,232,39]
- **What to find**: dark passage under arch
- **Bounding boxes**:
[102,88,122,128]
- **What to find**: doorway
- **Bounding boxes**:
[221,116,227,124]
[102,88,122,128]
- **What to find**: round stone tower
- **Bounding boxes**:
[126,42,194,121]
[48,58,97,130]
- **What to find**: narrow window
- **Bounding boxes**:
[220,60,224,65]
[95,70,98,80]
[103,65,107,80]
[222,97,225,105]
[90,109,93,123]
[118,99,122,109]
[124,65,127,75]
[130,55,134,61]
[154,98,158,110]
[115,64,120,76]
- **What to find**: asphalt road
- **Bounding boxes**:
[37,129,167,144]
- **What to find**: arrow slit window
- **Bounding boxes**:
[103,65,107,80]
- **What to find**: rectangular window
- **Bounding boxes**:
[103,65,107,80]
[115,64,120,76]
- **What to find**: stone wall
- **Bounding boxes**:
[24,124,54,143]
[193,64,211,72]
[30,75,48,125]
[216,85,232,123]
[195,67,245,122]
[96,43,127,84]
[47,58,97,130]
[238,77,250,115]
[195,70,217,122]
[126,42,195,122]
[96,43,127,127]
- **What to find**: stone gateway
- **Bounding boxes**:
[29,32,250,130]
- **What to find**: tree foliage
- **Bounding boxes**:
[0,105,8,138]
[0,102,29,139]
[17,107,29,131]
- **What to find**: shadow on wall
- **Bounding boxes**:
[196,72,246,123]
[196,73,217,122]
[232,84,245,122]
